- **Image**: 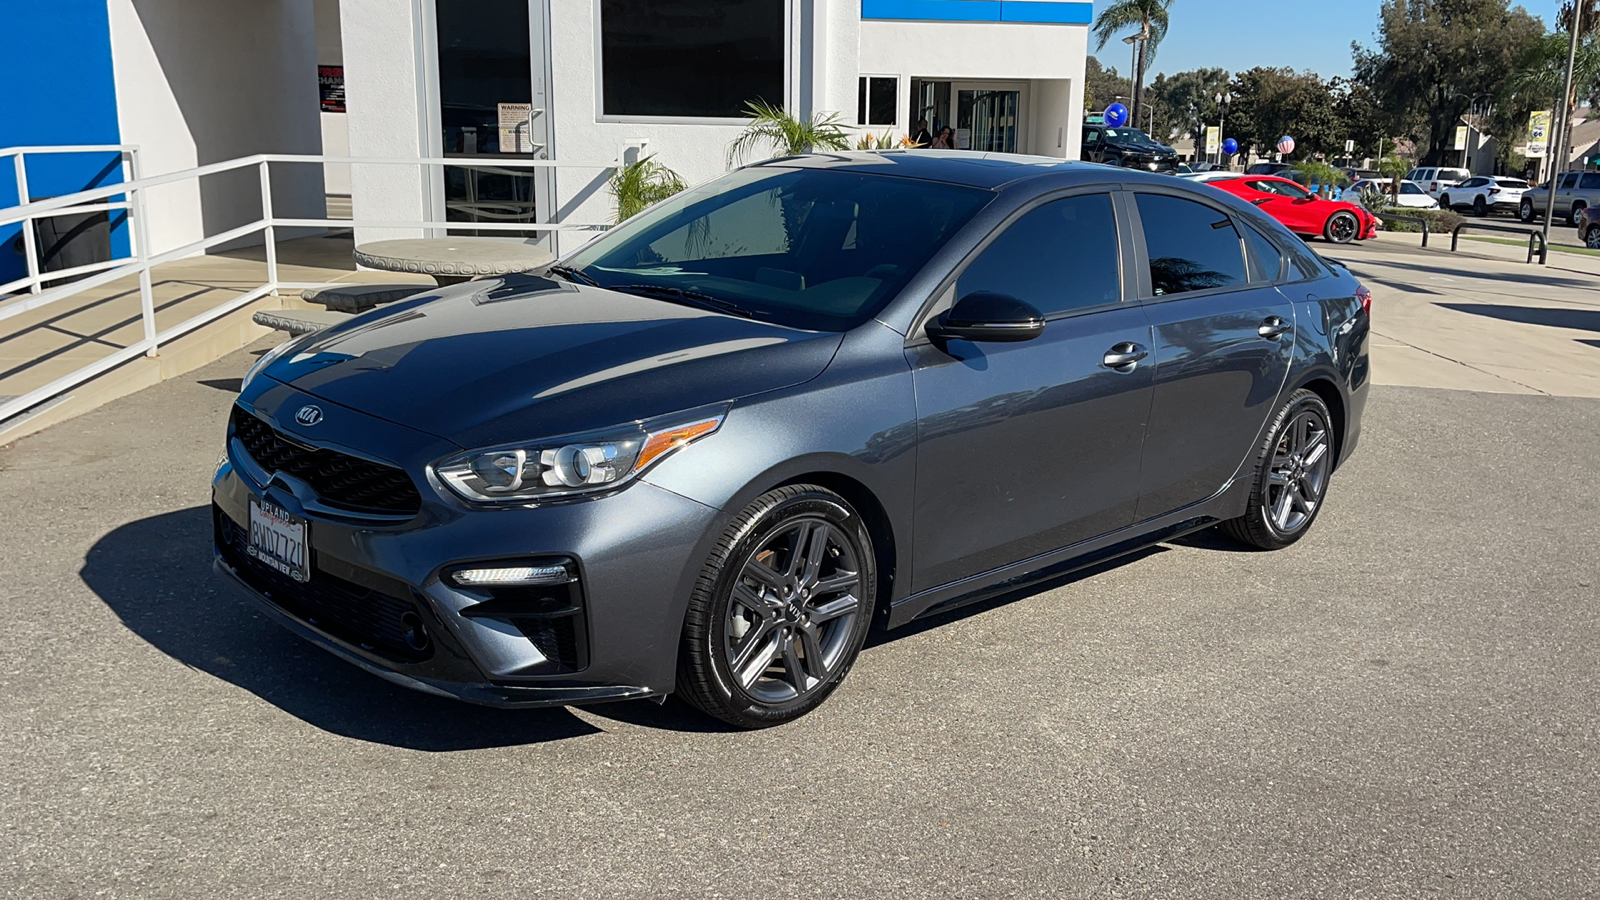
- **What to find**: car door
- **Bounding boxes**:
[907,191,1153,590]
[1127,190,1296,520]
[1081,126,1105,163]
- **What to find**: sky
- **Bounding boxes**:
[1090,0,1567,81]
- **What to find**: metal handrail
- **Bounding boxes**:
[0,150,616,428]
[1449,221,1547,264]
[1375,211,1430,247]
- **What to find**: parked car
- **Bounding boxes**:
[1439,176,1529,216]
[1246,162,1295,176]
[1341,179,1438,209]
[1206,175,1379,243]
[1177,171,1247,183]
[214,153,1371,728]
[1404,167,1472,200]
[1579,205,1600,248]
[1518,171,1600,225]
[1081,124,1180,172]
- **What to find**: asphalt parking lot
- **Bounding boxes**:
[3,280,1599,897]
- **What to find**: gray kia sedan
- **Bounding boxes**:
[214,152,1370,728]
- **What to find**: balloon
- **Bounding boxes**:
[1277,135,1296,155]
[1222,138,1239,156]
[1104,103,1129,128]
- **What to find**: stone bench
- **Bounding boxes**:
[252,309,356,336]
[300,283,434,313]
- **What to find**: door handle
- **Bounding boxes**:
[1258,316,1293,339]
[1103,342,1149,370]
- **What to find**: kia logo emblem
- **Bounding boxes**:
[295,405,323,426]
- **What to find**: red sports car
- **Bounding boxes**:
[1206,175,1378,243]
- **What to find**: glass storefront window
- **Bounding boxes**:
[599,0,784,118]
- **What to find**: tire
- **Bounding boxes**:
[677,484,876,729]
[1571,203,1586,227]
[1438,193,1451,211]
[1473,196,1487,217]
[1220,389,1336,551]
[1324,211,1360,244]
[1519,199,1535,223]
[1586,225,1600,250]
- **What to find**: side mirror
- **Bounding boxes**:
[926,292,1044,344]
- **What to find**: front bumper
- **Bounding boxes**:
[212,385,728,708]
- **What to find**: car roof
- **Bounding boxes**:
[748,150,1180,191]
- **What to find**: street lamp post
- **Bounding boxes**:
[1542,8,1582,260]
[1214,92,1233,166]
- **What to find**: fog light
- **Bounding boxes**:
[451,563,571,586]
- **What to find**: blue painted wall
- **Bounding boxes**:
[862,0,1093,24]
[0,0,128,286]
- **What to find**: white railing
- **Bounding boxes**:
[0,152,614,426]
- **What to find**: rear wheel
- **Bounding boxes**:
[677,485,876,729]
[1571,203,1586,227]
[1221,390,1335,551]
[1519,199,1535,222]
[1473,196,1487,217]
[1324,211,1360,244]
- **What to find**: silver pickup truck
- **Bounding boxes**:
[1518,171,1600,225]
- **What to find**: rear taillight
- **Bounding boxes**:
[1356,284,1373,317]
[1489,188,1501,195]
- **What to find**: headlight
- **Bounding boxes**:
[432,407,727,504]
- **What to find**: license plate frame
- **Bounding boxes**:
[247,498,311,583]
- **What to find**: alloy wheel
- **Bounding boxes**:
[723,516,863,704]
[1265,410,1332,535]
[1327,213,1358,243]
[1587,226,1600,250]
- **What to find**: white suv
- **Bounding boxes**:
[1405,167,1472,200]
[1439,176,1530,216]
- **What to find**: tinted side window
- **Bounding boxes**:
[1581,173,1600,190]
[1243,224,1284,283]
[1563,173,1581,189]
[957,194,1121,315]
[1136,194,1247,297]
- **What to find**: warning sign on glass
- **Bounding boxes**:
[319,65,346,113]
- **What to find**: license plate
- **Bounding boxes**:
[248,499,310,583]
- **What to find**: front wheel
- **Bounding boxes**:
[677,485,876,728]
[1438,193,1451,211]
[1324,211,1360,244]
[1586,225,1600,250]
[1220,389,1336,551]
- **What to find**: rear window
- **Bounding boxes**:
[1495,178,1529,188]
[1441,169,1470,181]
[1134,193,1246,297]
[1582,173,1600,190]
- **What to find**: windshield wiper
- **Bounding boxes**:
[609,283,758,320]
[547,264,599,286]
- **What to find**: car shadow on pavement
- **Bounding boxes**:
[1437,302,1600,334]
[82,506,603,750]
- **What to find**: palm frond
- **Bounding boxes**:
[608,154,686,224]
[726,100,852,166]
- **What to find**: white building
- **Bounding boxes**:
[4,0,1090,272]
[339,0,1090,252]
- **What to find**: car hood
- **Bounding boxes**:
[264,275,844,448]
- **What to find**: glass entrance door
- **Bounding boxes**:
[433,0,552,241]
[954,84,1023,153]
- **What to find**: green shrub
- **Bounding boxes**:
[608,154,686,224]
[1377,207,1463,234]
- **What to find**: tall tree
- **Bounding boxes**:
[1083,56,1133,115]
[1146,67,1231,151]
[1353,0,1546,165]
[1226,68,1343,160]
[1092,0,1175,129]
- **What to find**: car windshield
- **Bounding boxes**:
[563,166,992,332]
[1104,128,1161,147]
[1401,182,1425,195]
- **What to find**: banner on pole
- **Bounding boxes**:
[1204,126,1220,155]
[1453,125,1469,151]
[1527,110,1552,158]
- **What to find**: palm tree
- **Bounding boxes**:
[1092,0,1174,129]
[726,100,851,167]
[1503,32,1600,179]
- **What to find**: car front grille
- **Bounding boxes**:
[230,405,421,516]
[216,508,431,662]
